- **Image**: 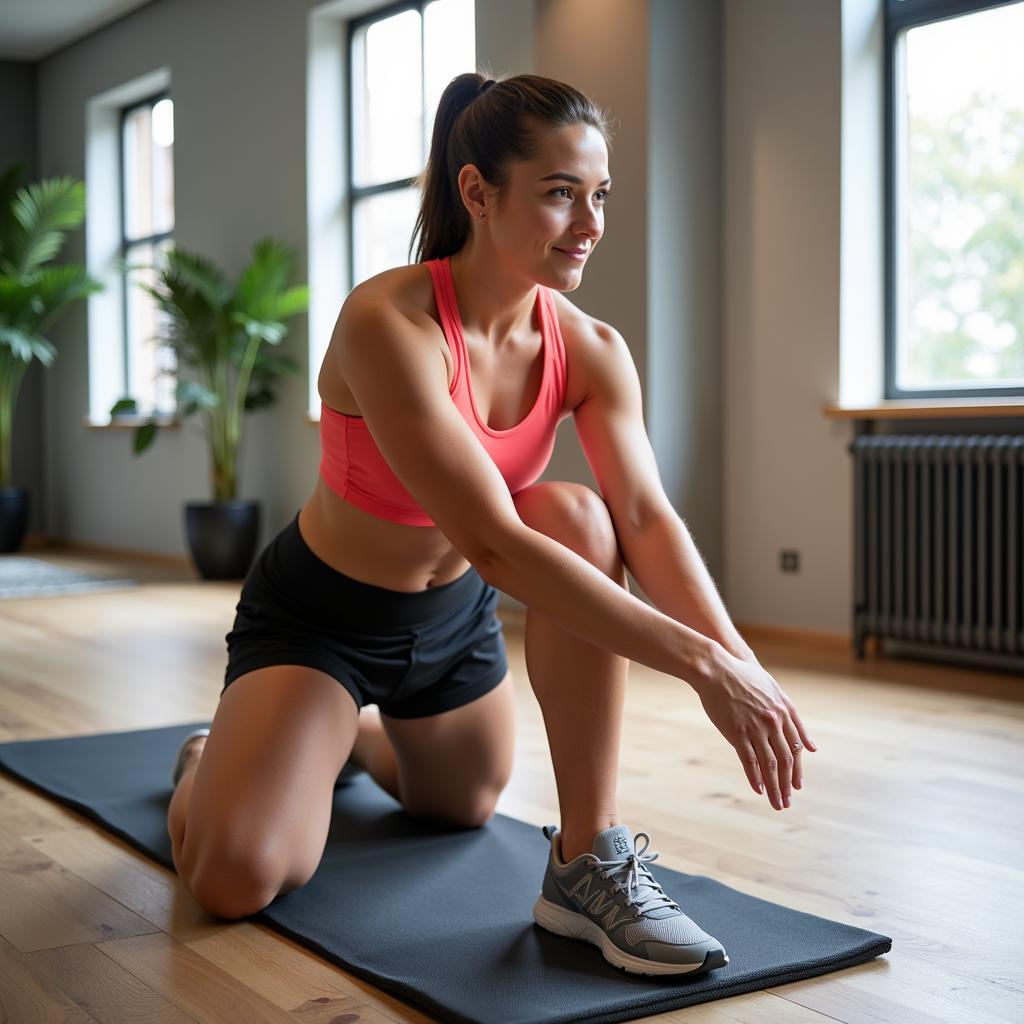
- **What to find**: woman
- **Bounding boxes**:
[167,72,816,978]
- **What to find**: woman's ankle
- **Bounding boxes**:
[559,819,620,863]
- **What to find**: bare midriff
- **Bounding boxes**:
[298,262,582,594]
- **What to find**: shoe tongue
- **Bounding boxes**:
[590,825,677,919]
[592,824,635,862]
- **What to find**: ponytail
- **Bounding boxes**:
[408,72,615,264]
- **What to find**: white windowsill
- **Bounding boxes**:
[82,415,181,430]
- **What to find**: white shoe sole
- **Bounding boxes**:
[532,893,729,976]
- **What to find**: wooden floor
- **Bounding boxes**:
[1,547,1022,1024]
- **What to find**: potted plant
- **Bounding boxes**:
[113,237,307,579]
[0,162,105,552]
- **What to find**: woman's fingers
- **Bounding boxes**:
[768,719,798,805]
[738,738,764,796]
[782,694,817,752]
[781,716,804,789]
[752,735,784,810]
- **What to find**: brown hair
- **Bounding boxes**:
[408,72,616,264]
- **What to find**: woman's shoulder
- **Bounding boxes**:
[320,264,443,414]
[548,288,598,347]
[347,262,438,329]
[548,289,611,414]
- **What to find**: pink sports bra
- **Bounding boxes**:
[318,255,569,527]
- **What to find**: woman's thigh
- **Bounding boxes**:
[178,664,360,917]
[380,668,516,827]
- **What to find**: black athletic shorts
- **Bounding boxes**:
[222,511,508,719]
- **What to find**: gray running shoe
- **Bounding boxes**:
[170,728,209,787]
[533,823,729,976]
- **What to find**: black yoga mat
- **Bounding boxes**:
[0,724,892,1024]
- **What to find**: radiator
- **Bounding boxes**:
[850,434,1024,673]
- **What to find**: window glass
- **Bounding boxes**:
[423,0,475,155]
[353,9,423,187]
[125,238,176,413]
[350,0,475,285]
[353,187,422,283]
[122,96,175,415]
[897,1,1024,390]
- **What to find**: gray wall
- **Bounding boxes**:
[0,59,46,534]
[648,0,723,584]
[722,0,846,634]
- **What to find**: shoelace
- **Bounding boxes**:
[587,832,680,916]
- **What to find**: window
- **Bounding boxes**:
[120,92,176,415]
[885,0,1024,398]
[347,0,474,288]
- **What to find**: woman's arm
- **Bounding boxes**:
[480,526,722,691]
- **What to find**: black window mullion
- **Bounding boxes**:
[125,229,174,248]
[885,0,1018,33]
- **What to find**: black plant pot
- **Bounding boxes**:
[184,500,261,580]
[0,486,29,553]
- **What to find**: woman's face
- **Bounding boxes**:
[478,121,612,290]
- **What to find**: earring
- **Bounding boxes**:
[479,212,486,219]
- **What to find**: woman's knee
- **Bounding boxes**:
[184,840,294,920]
[174,665,357,916]
[514,482,624,577]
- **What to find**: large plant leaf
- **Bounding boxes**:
[136,271,223,370]
[109,398,138,416]
[265,284,309,322]
[175,379,220,415]
[233,237,294,321]
[163,247,233,310]
[31,265,104,331]
[0,324,57,365]
[8,177,86,275]
[231,311,287,345]
[133,421,158,454]
[0,274,39,328]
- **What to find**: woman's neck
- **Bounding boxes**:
[447,245,539,349]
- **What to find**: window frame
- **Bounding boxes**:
[345,0,429,291]
[119,89,174,414]
[884,0,1024,398]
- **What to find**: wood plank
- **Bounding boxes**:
[0,826,159,953]
[24,940,196,1024]
[0,933,98,1023]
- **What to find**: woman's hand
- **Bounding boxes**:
[693,649,818,811]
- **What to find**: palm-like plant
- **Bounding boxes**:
[0,162,104,487]
[114,237,308,501]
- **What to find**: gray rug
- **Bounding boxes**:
[0,556,138,599]
[0,724,892,1024]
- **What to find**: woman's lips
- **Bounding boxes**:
[555,248,587,261]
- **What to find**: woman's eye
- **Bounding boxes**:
[550,187,610,202]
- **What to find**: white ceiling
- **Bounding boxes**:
[0,0,159,62]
